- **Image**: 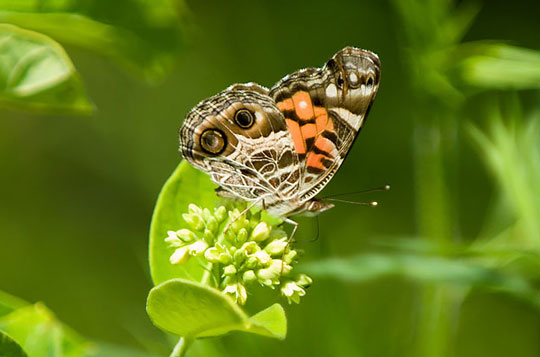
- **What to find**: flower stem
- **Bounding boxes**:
[170,337,194,357]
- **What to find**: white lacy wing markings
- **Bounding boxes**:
[330,107,363,130]
[208,158,277,197]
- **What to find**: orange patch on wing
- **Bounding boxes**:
[292,91,315,120]
[300,123,317,140]
[277,98,294,112]
[314,137,335,157]
[314,106,328,133]
[306,152,328,171]
[285,118,306,154]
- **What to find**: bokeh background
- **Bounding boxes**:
[1,0,540,356]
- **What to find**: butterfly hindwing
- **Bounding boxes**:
[180,83,301,205]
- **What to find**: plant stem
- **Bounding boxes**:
[170,337,194,357]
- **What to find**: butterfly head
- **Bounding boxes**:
[293,198,335,217]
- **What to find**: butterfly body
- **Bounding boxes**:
[180,47,380,217]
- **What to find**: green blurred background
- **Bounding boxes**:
[1,0,540,356]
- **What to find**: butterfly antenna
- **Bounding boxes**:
[322,184,390,199]
[325,198,379,206]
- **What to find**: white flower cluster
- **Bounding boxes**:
[165,204,312,305]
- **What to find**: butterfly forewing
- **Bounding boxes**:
[269,47,381,202]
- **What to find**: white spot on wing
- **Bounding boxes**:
[349,72,358,84]
[325,83,337,98]
[299,100,307,109]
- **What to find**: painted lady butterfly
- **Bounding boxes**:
[180,47,380,222]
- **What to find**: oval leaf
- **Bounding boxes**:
[0,24,92,114]
[149,161,218,285]
[146,279,248,338]
[147,279,288,340]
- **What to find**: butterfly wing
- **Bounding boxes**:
[180,83,301,207]
[269,47,381,202]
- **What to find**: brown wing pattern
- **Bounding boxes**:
[269,47,381,202]
[179,48,381,217]
[180,83,301,208]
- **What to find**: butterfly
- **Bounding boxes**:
[179,47,380,223]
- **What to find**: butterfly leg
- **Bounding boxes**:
[280,218,298,274]
[223,198,264,233]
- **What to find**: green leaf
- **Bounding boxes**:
[149,161,218,285]
[0,303,91,357]
[147,279,286,339]
[455,43,540,90]
[0,0,185,82]
[246,303,287,340]
[0,23,92,114]
[0,290,27,318]
[0,330,28,357]
[147,279,247,338]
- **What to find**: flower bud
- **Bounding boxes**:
[206,216,218,233]
[233,249,246,265]
[251,222,270,241]
[202,208,212,222]
[296,274,312,288]
[268,259,292,275]
[204,245,222,263]
[188,240,208,256]
[223,283,247,305]
[237,283,247,305]
[176,229,196,242]
[253,250,271,265]
[214,206,227,222]
[170,247,189,265]
[264,237,288,256]
[165,231,183,247]
[237,228,248,244]
[244,256,259,269]
[283,250,297,264]
[281,280,306,304]
[203,229,215,243]
[182,213,204,231]
[257,261,282,281]
[242,270,257,283]
[240,241,258,254]
[188,204,202,215]
[225,229,236,243]
[223,264,237,276]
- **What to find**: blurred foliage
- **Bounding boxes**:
[0,331,27,357]
[0,24,91,114]
[1,0,540,356]
[0,291,91,357]
[0,0,187,82]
